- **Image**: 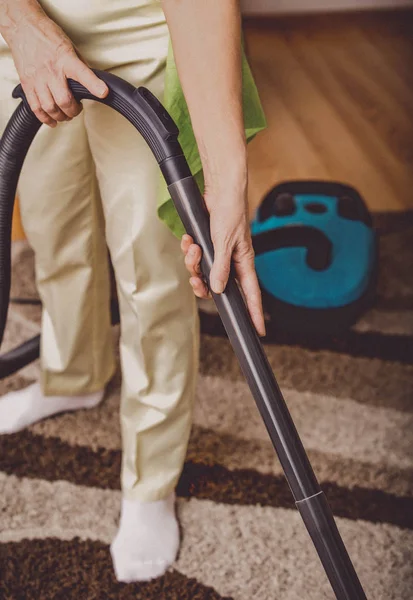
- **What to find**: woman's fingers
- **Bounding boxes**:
[25,89,57,127]
[181,235,211,298]
[190,276,211,299]
[209,236,231,294]
[235,248,266,337]
[49,77,82,119]
[28,57,104,126]
[37,84,68,122]
[181,234,193,254]
[184,243,202,277]
[67,56,109,98]
[181,234,265,330]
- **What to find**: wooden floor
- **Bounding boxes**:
[244,10,413,215]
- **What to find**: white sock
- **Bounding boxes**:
[0,382,104,434]
[110,492,180,582]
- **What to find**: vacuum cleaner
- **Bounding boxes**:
[0,70,368,599]
[251,181,377,335]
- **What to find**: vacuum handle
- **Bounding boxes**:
[12,69,182,164]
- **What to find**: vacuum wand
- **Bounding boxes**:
[168,177,367,600]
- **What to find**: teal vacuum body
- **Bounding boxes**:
[252,181,377,333]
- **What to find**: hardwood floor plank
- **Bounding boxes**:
[244,11,413,212]
[337,29,413,117]
[286,31,412,207]
[247,59,331,214]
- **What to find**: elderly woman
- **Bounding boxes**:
[0,0,265,582]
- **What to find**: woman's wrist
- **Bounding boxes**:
[201,137,247,195]
[0,0,44,45]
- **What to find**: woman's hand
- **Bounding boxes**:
[3,1,108,127]
[181,169,266,337]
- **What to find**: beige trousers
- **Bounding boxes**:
[0,0,199,501]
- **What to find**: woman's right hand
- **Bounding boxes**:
[181,164,266,338]
[4,3,108,127]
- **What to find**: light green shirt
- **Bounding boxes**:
[158,43,267,238]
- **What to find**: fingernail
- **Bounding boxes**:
[98,84,107,96]
[212,280,225,294]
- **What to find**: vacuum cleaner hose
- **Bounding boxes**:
[0,70,190,376]
[0,70,367,600]
[0,101,40,355]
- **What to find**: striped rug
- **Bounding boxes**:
[1,213,412,599]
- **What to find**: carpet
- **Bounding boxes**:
[1,212,412,599]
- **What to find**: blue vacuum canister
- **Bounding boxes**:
[251,181,378,334]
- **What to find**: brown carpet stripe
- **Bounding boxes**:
[0,538,232,600]
[188,425,413,497]
[178,463,413,530]
[376,296,413,311]
[377,228,413,307]
[1,431,412,530]
[199,311,413,364]
[199,335,413,413]
[372,210,413,233]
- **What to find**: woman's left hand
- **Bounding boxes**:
[181,175,266,337]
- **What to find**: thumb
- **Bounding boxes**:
[68,58,108,98]
[210,238,232,294]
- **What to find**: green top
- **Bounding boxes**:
[157,43,267,238]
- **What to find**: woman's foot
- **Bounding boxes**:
[110,492,180,582]
[0,382,104,434]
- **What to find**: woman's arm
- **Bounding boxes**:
[0,0,108,127]
[162,0,265,336]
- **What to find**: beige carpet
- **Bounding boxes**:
[1,212,412,599]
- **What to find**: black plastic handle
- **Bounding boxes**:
[12,69,190,183]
